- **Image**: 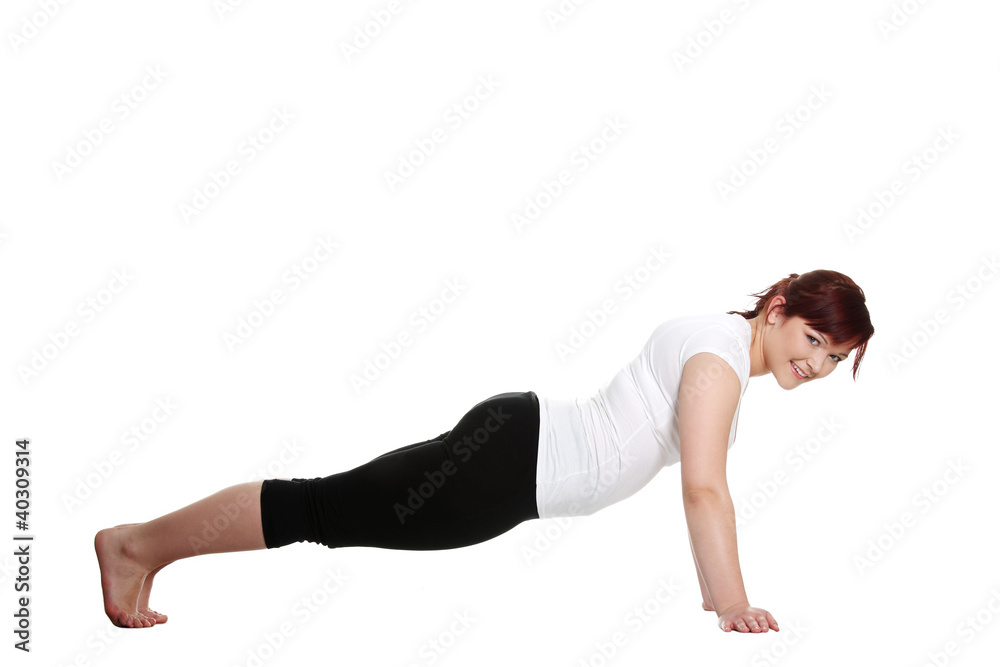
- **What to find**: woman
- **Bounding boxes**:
[96,269,874,633]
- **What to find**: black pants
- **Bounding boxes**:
[259,391,540,550]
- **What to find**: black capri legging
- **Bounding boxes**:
[259,391,540,550]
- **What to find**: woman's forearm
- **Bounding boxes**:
[688,529,714,609]
[683,488,748,614]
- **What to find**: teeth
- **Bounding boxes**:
[793,362,806,378]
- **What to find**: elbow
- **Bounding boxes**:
[682,486,729,506]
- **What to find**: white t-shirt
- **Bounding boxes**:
[535,312,752,518]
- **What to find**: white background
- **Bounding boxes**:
[2,0,999,665]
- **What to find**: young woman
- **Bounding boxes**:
[96,269,874,633]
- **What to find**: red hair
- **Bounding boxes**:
[728,270,875,381]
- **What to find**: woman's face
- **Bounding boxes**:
[763,302,851,390]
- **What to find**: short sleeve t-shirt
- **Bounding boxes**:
[534,312,752,518]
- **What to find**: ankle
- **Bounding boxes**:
[118,525,153,570]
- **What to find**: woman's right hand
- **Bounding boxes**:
[716,604,780,632]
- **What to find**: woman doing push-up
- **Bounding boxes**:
[95,269,874,633]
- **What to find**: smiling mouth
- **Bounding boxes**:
[791,362,809,379]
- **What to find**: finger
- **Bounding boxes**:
[745,616,762,632]
[755,615,769,632]
[766,611,780,631]
[736,619,749,632]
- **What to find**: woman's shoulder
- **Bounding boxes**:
[651,311,749,343]
[645,312,751,389]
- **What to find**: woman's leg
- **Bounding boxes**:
[95,481,267,628]
[259,391,540,551]
[96,390,541,627]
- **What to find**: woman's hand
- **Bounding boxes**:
[716,604,780,632]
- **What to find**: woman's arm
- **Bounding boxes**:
[678,352,779,633]
[688,528,714,611]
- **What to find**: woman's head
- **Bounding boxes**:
[728,270,874,382]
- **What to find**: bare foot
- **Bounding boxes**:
[115,523,169,625]
[137,564,169,624]
[95,525,155,628]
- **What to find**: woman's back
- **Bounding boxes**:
[535,311,752,518]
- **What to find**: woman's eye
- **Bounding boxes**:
[809,333,843,363]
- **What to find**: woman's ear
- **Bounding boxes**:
[765,295,786,325]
